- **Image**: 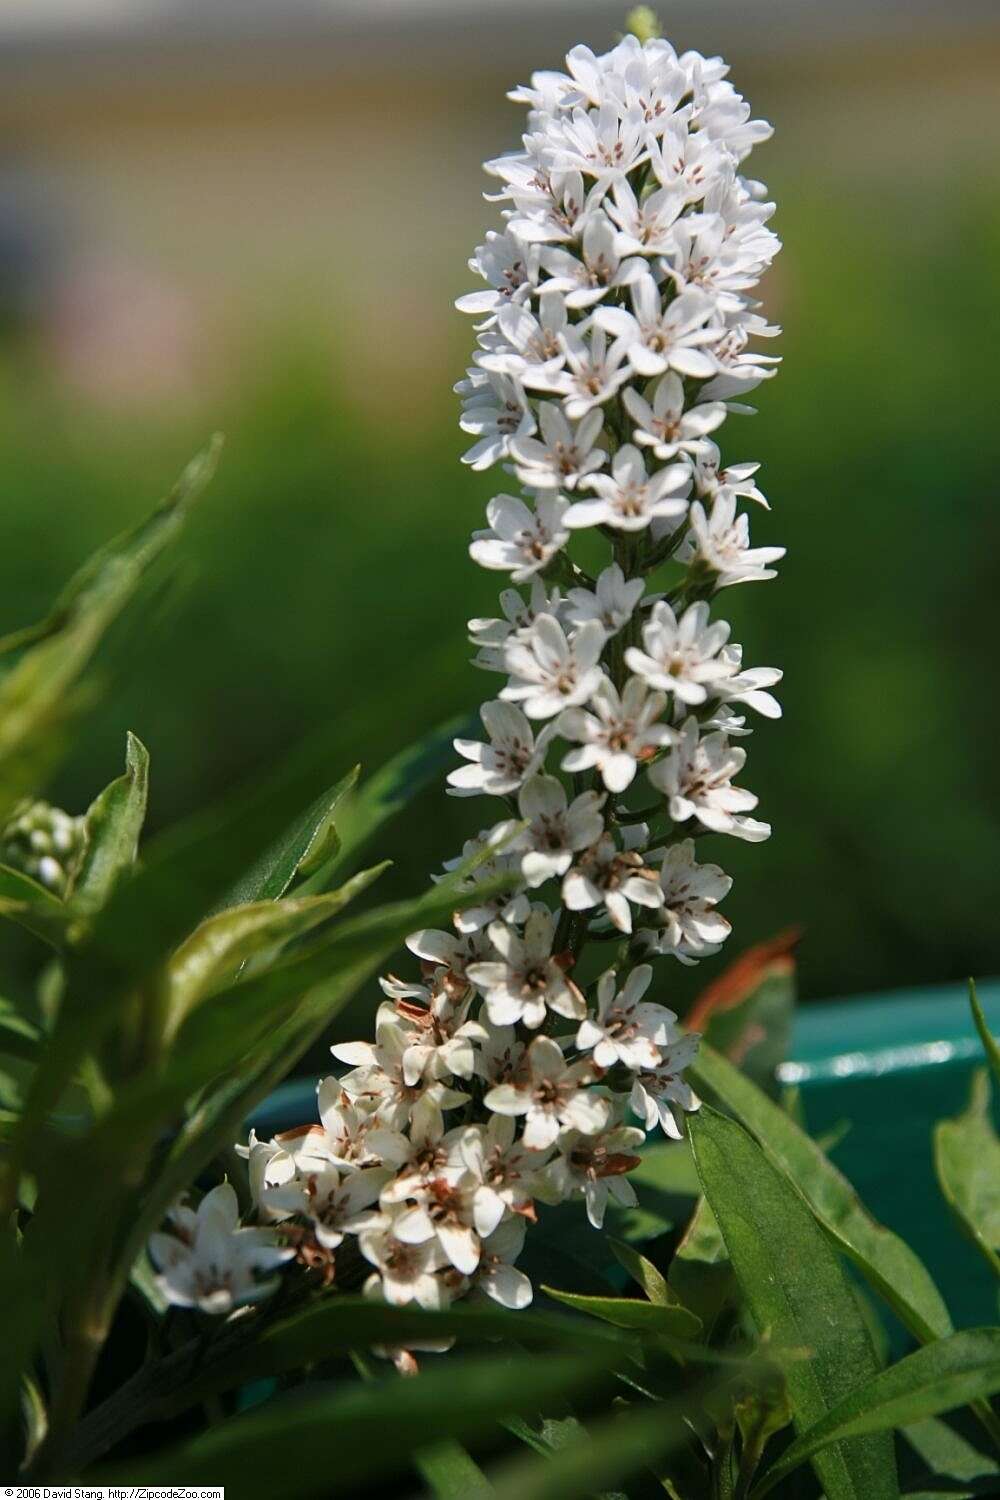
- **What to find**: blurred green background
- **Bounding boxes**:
[0,1,998,1011]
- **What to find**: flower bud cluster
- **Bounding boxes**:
[1,799,87,897]
[163,29,784,1333]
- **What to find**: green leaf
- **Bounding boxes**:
[970,981,1000,1089]
[165,868,384,1034]
[0,1002,40,1065]
[608,1237,672,1306]
[70,731,150,918]
[669,1193,734,1335]
[96,1353,611,1495]
[415,1442,494,1499]
[541,1284,703,1340]
[487,1392,706,1500]
[752,1329,1000,1498]
[218,766,359,908]
[934,1069,1000,1279]
[689,1106,898,1500]
[900,1414,1000,1498]
[303,714,472,886]
[0,439,220,825]
[690,1042,954,1343]
[0,864,70,947]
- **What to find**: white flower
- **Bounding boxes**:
[562,562,644,635]
[594,278,720,379]
[456,228,538,325]
[359,1221,449,1309]
[648,718,770,841]
[458,368,536,470]
[390,986,490,1088]
[467,908,586,1030]
[561,832,662,934]
[542,102,649,181]
[624,599,733,704]
[637,839,732,963]
[576,965,678,1070]
[515,774,605,887]
[455,1112,549,1227]
[536,211,644,309]
[470,492,569,582]
[266,1162,388,1251]
[566,443,689,532]
[332,1005,471,1129]
[437,832,531,934]
[237,1125,330,1221]
[505,167,602,246]
[473,1216,533,1309]
[148,1184,292,1315]
[711,645,782,720]
[559,675,672,792]
[468,579,561,673]
[540,324,632,420]
[647,120,735,203]
[678,494,784,587]
[484,1034,609,1149]
[542,1124,645,1228]
[391,1169,490,1277]
[478,289,569,381]
[630,1035,702,1138]
[405,926,497,992]
[502,613,606,719]
[624,373,726,460]
[509,403,606,491]
[476,1020,527,1089]
[606,177,686,257]
[314,1080,410,1171]
[446,699,551,798]
[692,442,768,509]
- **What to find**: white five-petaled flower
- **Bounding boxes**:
[509,402,606,491]
[559,675,672,793]
[536,211,645,309]
[594,277,720,379]
[638,839,732,964]
[624,373,726,460]
[567,442,689,532]
[630,1034,702,1138]
[149,1183,293,1315]
[448,700,554,799]
[359,1221,449,1309]
[625,599,733,704]
[540,324,631,420]
[502,613,606,719]
[479,289,569,381]
[467,907,586,1029]
[458,368,536,471]
[561,831,663,934]
[576,964,678,1070]
[562,562,644,635]
[648,718,770,842]
[542,1123,645,1228]
[515,773,605,887]
[470,492,570,581]
[266,1163,388,1251]
[484,1034,609,1149]
[678,493,785,587]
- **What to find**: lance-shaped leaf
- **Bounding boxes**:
[0,439,220,825]
[0,864,71,947]
[970,980,1000,1089]
[690,1106,898,1500]
[542,1285,703,1341]
[164,866,386,1035]
[669,1193,734,1334]
[218,766,359,908]
[934,1069,1000,1280]
[752,1329,1000,1498]
[96,1353,612,1496]
[690,1042,953,1342]
[302,713,474,888]
[69,731,149,918]
[608,1237,672,1307]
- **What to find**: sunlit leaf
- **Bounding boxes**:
[752,1329,1000,1498]
[542,1284,702,1340]
[934,1069,1000,1280]
[690,1106,897,1500]
[70,731,149,918]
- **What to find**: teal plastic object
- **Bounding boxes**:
[781,978,1000,1332]
[249,978,1000,1331]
